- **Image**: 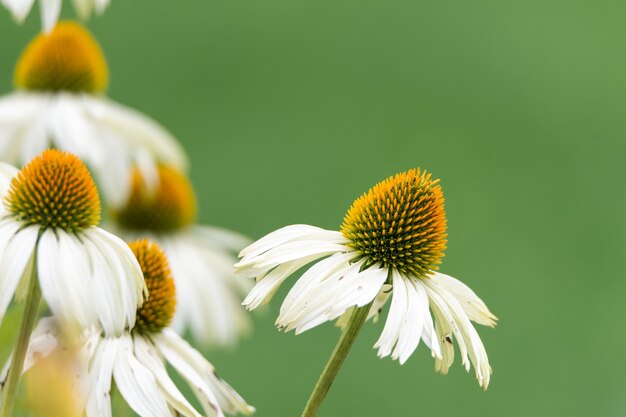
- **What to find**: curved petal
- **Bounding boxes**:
[37,229,96,330]
[0,222,37,323]
[112,335,171,417]
[431,272,497,327]
[154,329,254,416]
[39,0,62,33]
[133,335,202,417]
[88,227,147,330]
[86,337,116,417]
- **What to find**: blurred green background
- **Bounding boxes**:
[1,0,626,416]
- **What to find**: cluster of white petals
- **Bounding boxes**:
[236,224,497,388]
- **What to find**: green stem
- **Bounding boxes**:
[0,262,41,417]
[301,303,373,417]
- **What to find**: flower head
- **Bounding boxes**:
[341,169,447,276]
[5,149,101,231]
[113,165,197,232]
[15,21,108,93]
[0,150,146,335]
[129,240,176,334]
[236,168,497,388]
[111,166,252,346]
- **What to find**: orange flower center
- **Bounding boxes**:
[341,168,447,277]
[112,165,197,232]
[4,150,101,232]
[130,240,177,334]
[14,21,108,93]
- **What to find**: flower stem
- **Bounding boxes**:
[0,261,41,417]
[301,303,372,417]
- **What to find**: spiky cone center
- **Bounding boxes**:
[14,21,108,93]
[112,165,197,232]
[341,168,447,277]
[130,240,176,334]
[4,150,101,232]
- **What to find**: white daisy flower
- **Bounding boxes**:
[0,21,188,208]
[110,164,253,347]
[4,241,255,417]
[236,168,497,388]
[0,149,146,335]
[2,0,111,33]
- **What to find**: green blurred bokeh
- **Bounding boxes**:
[1,0,625,416]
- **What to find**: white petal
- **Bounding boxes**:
[431,272,497,327]
[39,0,61,33]
[88,227,147,331]
[374,270,407,358]
[1,0,35,22]
[113,335,172,417]
[133,335,202,417]
[391,277,426,364]
[0,222,37,323]
[37,230,97,330]
[238,224,347,260]
[423,279,492,388]
[155,329,254,416]
[280,261,386,334]
[86,337,116,417]
[242,254,323,310]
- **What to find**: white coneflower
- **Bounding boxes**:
[4,240,255,417]
[0,21,188,207]
[2,0,111,33]
[236,168,497,392]
[110,165,252,347]
[0,149,146,334]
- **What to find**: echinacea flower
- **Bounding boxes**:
[2,0,111,33]
[236,168,497,388]
[0,149,146,335]
[0,21,188,207]
[4,240,255,417]
[110,165,252,347]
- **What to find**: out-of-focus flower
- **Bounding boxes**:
[0,21,188,208]
[236,168,497,388]
[110,165,252,347]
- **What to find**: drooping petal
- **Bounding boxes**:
[88,227,147,330]
[37,229,97,330]
[431,272,497,327]
[374,270,408,359]
[133,335,202,417]
[0,222,37,323]
[112,335,172,417]
[39,0,62,33]
[86,337,117,417]
[154,329,254,416]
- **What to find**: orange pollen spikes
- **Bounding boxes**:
[341,168,447,278]
[14,21,108,93]
[130,240,177,334]
[112,165,197,232]
[4,150,101,232]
